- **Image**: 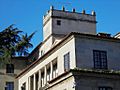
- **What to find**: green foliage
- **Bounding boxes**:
[0,24,35,64]
[16,31,36,56]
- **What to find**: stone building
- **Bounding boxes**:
[0,45,42,90]
[17,6,120,90]
[0,57,27,90]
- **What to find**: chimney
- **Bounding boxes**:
[82,10,85,14]
[72,8,76,12]
[50,6,54,10]
[92,11,96,16]
[62,6,65,11]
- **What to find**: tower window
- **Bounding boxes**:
[56,20,61,25]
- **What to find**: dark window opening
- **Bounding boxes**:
[47,67,50,81]
[30,75,34,90]
[93,50,107,69]
[32,57,36,61]
[99,87,112,90]
[41,71,45,87]
[5,82,14,90]
[57,20,61,25]
[6,64,14,73]
[35,73,39,90]
[64,52,70,71]
[41,50,44,56]
[53,62,58,78]
[21,83,26,90]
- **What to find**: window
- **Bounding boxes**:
[93,50,107,69]
[64,52,70,71]
[21,83,26,90]
[53,62,58,78]
[6,64,14,73]
[5,82,14,90]
[47,67,50,81]
[30,75,34,90]
[99,87,112,90]
[32,57,36,61]
[41,50,44,56]
[35,73,39,90]
[41,71,45,87]
[52,58,58,79]
[56,20,61,25]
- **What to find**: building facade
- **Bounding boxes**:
[17,6,120,90]
[0,57,28,90]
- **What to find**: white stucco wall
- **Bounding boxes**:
[52,18,96,35]
[43,18,52,40]
[39,36,53,57]
[48,75,75,90]
[18,37,76,90]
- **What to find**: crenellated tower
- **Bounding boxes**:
[43,6,97,41]
[41,6,97,54]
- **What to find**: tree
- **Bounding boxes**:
[16,32,35,56]
[0,25,35,64]
[0,25,22,49]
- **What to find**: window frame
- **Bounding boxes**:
[64,52,70,71]
[6,64,14,73]
[53,61,58,78]
[47,67,51,81]
[30,75,34,90]
[99,86,113,90]
[41,71,45,87]
[6,82,14,90]
[56,20,61,26]
[93,50,108,69]
[21,82,26,90]
[41,50,44,56]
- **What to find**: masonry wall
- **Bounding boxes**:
[75,35,120,70]
[43,17,52,40]
[0,58,27,90]
[52,10,96,35]
[43,9,96,40]
[74,73,120,90]
[52,17,96,35]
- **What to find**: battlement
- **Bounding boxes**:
[43,6,96,26]
[43,6,97,40]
